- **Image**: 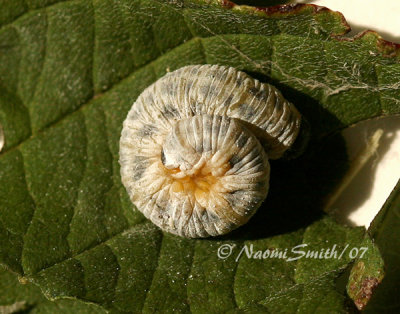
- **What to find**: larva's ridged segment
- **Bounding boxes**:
[120,65,302,238]
[161,65,301,159]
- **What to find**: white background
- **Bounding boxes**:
[297,0,400,227]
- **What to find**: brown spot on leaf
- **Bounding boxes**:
[376,35,400,57]
[333,30,400,57]
[254,3,340,17]
[348,261,383,311]
[220,3,350,37]
[354,277,380,310]
[219,0,235,9]
[255,3,305,14]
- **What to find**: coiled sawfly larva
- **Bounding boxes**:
[119,64,306,238]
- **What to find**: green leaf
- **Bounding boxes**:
[0,0,396,312]
[364,179,400,313]
[0,265,107,313]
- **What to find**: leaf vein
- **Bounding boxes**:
[19,150,38,276]
[141,233,164,312]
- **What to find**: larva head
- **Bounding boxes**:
[119,64,304,238]
[158,114,269,237]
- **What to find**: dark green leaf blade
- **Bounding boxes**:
[0,265,107,314]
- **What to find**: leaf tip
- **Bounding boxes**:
[353,276,381,310]
[348,261,384,310]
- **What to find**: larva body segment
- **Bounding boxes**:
[119,64,302,238]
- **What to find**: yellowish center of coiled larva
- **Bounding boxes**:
[165,154,231,208]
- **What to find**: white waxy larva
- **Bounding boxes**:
[119,64,303,238]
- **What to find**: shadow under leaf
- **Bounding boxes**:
[216,81,350,241]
